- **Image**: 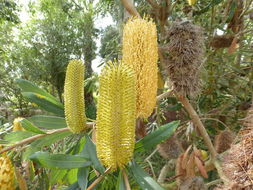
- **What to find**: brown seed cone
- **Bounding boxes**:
[210,34,235,49]
[157,135,183,159]
[163,21,204,97]
[243,104,253,129]
[214,130,234,153]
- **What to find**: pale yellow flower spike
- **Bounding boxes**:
[13,117,24,131]
[187,0,197,6]
[96,61,136,171]
[122,17,158,118]
[64,60,86,133]
[0,154,15,190]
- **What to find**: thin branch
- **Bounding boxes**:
[157,90,172,102]
[120,0,141,18]
[0,122,95,154]
[122,169,131,190]
[86,168,111,190]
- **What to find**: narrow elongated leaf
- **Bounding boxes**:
[194,0,223,15]
[4,131,37,143]
[30,131,71,148]
[129,161,164,190]
[50,169,67,185]
[22,92,64,116]
[29,152,91,169]
[28,115,67,129]
[21,119,46,134]
[116,171,126,190]
[135,121,179,152]
[77,167,89,190]
[65,182,80,190]
[16,79,61,106]
[81,135,105,173]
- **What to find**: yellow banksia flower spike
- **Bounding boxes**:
[122,17,158,118]
[13,117,24,131]
[64,60,86,133]
[187,0,197,6]
[96,61,136,171]
[0,154,15,190]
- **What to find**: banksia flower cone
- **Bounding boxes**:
[13,117,24,131]
[0,154,15,190]
[96,61,136,171]
[163,21,204,96]
[187,0,197,6]
[64,60,86,133]
[122,17,158,118]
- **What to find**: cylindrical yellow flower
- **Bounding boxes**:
[64,60,86,133]
[122,17,158,118]
[13,117,24,131]
[187,0,197,6]
[0,154,15,190]
[96,61,136,171]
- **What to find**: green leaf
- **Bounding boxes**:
[65,182,79,190]
[128,161,164,190]
[16,79,61,106]
[21,119,46,134]
[77,167,89,190]
[22,92,64,116]
[68,169,78,184]
[135,121,179,152]
[194,0,223,15]
[50,169,67,185]
[30,131,71,148]
[28,115,67,129]
[116,171,126,190]
[81,135,105,174]
[29,152,92,169]
[226,1,237,23]
[4,131,36,143]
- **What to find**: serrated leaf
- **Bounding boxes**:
[116,171,126,190]
[21,119,46,134]
[22,92,64,116]
[77,167,89,190]
[135,121,179,152]
[128,161,164,190]
[29,152,91,169]
[81,135,105,174]
[30,131,71,148]
[4,131,37,143]
[28,115,67,129]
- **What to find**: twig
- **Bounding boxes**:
[156,90,172,102]
[0,122,95,154]
[122,169,131,190]
[120,0,141,18]
[146,0,160,9]
[144,147,158,161]
[206,179,222,188]
[86,168,111,190]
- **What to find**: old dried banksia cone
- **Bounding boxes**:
[64,60,86,133]
[163,21,204,96]
[122,17,158,118]
[0,154,15,190]
[96,61,136,171]
[13,117,24,131]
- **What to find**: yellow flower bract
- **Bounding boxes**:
[64,60,86,133]
[96,61,136,171]
[0,155,15,190]
[13,117,24,132]
[122,17,158,118]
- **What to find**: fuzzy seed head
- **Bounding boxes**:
[122,17,158,118]
[0,155,15,190]
[214,130,234,153]
[96,61,136,171]
[13,117,24,132]
[64,60,86,133]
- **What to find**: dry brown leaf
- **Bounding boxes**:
[182,145,192,170]
[194,156,208,178]
[186,153,196,178]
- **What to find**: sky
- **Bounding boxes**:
[18,0,114,73]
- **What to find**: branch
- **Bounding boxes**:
[157,90,172,102]
[0,122,95,154]
[122,169,131,190]
[86,168,111,190]
[120,0,141,18]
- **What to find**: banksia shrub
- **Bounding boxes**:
[0,154,15,190]
[64,60,86,133]
[163,21,204,96]
[122,17,158,118]
[96,61,136,171]
[13,117,24,131]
